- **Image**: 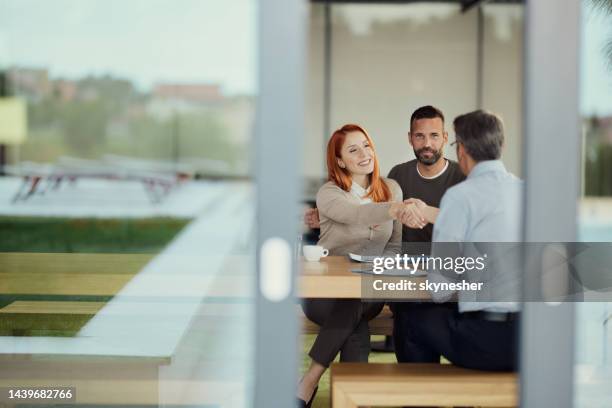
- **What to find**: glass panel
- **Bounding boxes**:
[329,3,478,175]
[482,3,524,176]
[303,3,524,177]
[301,3,525,406]
[576,0,612,406]
[0,0,256,406]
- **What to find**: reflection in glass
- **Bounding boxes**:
[576,0,612,406]
[0,1,256,406]
[301,3,525,406]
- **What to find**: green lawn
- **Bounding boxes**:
[0,216,189,336]
[0,216,189,253]
[0,313,90,337]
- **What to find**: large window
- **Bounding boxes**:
[2,0,254,177]
[304,2,524,186]
[575,0,612,406]
[0,1,259,406]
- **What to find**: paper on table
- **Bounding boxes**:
[348,253,378,263]
[350,266,427,277]
[349,253,430,265]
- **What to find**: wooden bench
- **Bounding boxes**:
[301,305,394,336]
[331,363,518,407]
[0,301,106,315]
[0,252,150,296]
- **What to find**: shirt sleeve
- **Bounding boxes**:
[432,190,470,242]
[428,189,470,302]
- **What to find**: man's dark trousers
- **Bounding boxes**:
[393,302,518,371]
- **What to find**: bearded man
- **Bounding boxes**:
[387,105,465,253]
[385,105,466,362]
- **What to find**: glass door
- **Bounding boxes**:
[520,0,580,407]
[0,1,304,406]
[574,0,612,406]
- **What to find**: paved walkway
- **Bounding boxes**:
[0,176,225,218]
[0,181,255,406]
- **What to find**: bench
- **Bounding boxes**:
[331,362,518,407]
[0,301,106,315]
[301,305,394,336]
[0,189,254,406]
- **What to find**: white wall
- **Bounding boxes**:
[304,3,524,181]
[482,4,524,176]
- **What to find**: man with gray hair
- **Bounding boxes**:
[393,109,522,371]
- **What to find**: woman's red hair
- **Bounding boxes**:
[326,124,391,202]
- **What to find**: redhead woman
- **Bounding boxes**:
[298,124,406,407]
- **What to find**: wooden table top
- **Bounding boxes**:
[0,252,429,300]
[299,256,430,300]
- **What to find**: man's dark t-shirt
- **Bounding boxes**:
[387,159,465,253]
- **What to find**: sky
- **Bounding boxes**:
[580,2,612,116]
[0,0,611,113]
[0,0,257,95]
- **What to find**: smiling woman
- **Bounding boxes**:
[297,123,406,405]
[325,124,390,201]
[316,124,409,257]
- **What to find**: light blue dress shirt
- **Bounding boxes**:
[430,160,523,312]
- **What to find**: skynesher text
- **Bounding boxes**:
[373,279,484,292]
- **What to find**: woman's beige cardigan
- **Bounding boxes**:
[316,178,403,258]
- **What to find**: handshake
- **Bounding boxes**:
[304,198,437,230]
[387,198,435,229]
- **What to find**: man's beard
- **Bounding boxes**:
[414,147,442,165]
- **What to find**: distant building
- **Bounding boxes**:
[585,115,612,145]
[147,83,225,119]
[53,79,78,102]
[7,67,51,101]
[599,116,612,144]
[152,83,223,104]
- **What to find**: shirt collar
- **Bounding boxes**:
[350,182,370,199]
[467,160,507,179]
[416,159,449,180]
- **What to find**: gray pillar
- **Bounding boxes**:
[255,0,305,407]
[520,0,581,407]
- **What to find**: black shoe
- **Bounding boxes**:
[306,386,318,408]
[297,386,318,408]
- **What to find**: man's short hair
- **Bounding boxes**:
[453,110,504,162]
[410,105,445,129]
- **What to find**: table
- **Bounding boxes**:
[299,256,430,300]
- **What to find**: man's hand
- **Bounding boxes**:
[399,198,440,228]
[400,201,427,229]
[389,201,427,229]
[304,208,320,229]
[404,197,427,209]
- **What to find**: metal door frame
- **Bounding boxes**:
[520,0,581,407]
[255,0,306,406]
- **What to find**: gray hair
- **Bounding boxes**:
[453,110,504,162]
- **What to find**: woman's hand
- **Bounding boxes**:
[401,201,428,229]
[304,208,320,229]
[398,198,440,228]
[389,202,427,229]
[388,202,404,220]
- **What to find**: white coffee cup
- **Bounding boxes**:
[303,245,329,262]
